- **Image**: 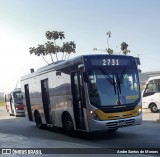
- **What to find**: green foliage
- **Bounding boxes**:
[29,30,76,64]
[94,32,131,56]
[0,101,4,107]
[46,31,65,40]
[106,48,113,54]
[61,41,76,60]
[121,42,130,55]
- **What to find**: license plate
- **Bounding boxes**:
[117,120,126,126]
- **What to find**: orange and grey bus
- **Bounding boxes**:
[20,54,142,135]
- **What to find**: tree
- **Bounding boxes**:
[29,45,49,64]
[29,30,76,64]
[106,31,113,55]
[106,48,113,55]
[121,42,130,55]
[93,31,114,54]
[61,41,76,60]
[93,31,132,56]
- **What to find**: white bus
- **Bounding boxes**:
[20,54,142,135]
[4,88,24,116]
[142,76,160,113]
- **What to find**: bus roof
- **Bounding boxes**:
[21,54,136,81]
[147,76,160,81]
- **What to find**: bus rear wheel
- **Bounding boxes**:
[63,114,74,136]
[150,104,158,113]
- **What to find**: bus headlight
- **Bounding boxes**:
[138,107,142,115]
[90,110,101,121]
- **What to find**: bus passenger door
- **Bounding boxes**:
[71,71,86,130]
[24,84,33,121]
[41,79,52,124]
[9,94,14,115]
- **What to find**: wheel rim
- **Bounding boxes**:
[152,105,157,112]
[64,115,74,136]
[66,118,72,131]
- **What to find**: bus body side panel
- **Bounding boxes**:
[37,72,50,124]
[21,68,78,129]
[142,93,160,109]
[48,70,74,128]
[142,78,160,110]
[21,77,45,122]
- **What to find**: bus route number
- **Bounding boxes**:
[103,59,119,66]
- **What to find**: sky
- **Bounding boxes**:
[0,0,160,92]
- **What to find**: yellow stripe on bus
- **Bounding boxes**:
[126,95,139,100]
[95,105,140,120]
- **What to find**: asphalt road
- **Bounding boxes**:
[0,107,160,157]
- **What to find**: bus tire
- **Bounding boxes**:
[35,112,44,129]
[9,113,13,116]
[9,110,14,116]
[150,104,158,113]
[62,114,74,136]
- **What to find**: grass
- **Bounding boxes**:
[0,101,5,107]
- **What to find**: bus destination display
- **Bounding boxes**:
[90,58,134,66]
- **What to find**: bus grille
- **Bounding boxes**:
[106,119,135,129]
[101,105,135,113]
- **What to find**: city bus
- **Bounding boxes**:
[142,76,160,113]
[20,54,142,135]
[4,88,24,116]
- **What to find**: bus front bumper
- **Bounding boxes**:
[15,110,25,116]
[88,114,142,132]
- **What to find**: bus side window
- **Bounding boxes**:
[73,74,80,100]
[143,83,157,97]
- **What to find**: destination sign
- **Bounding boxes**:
[90,58,134,66]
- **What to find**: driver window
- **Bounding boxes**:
[145,83,157,93]
[88,74,97,96]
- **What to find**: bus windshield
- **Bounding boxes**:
[13,91,23,104]
[87,67,140,107]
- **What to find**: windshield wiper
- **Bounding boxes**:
[99,67,123,105]
[99,67,117,95]
[115,66,128,94]
[116,73,121,94]
[118,66,127,83]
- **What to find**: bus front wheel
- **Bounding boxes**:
[150,104,158,113]
[63,114,74,136]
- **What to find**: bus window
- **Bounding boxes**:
[13,91,23,104]
[87,68,140,107]
[143,82,157,97]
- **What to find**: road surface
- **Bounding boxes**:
[0,107,159,157]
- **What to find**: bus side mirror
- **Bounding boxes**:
[83,71,89,83]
